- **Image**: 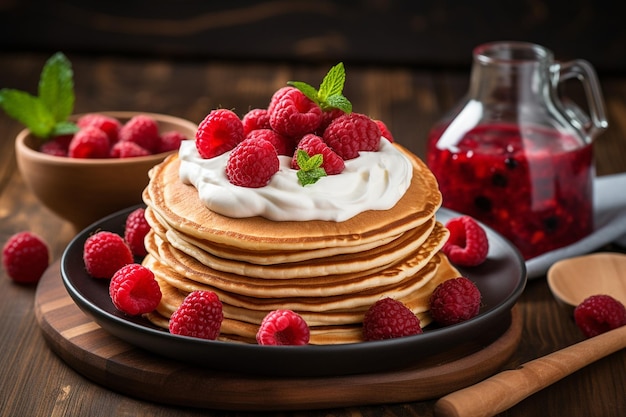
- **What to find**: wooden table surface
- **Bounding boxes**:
[1,51,625,417]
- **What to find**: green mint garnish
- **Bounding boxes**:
[296,150,327,186]
[288,62,353,114]
[0,52,78,139]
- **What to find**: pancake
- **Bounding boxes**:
[143,143,442,251]
[140,140,460,345]
[143,253,460,344]
[144,221,448,298]
[145,205,403,264]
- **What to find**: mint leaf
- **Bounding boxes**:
[296,150,327,186]
[0,89,55,137]
[50,120,79,137]
[287,81,318,103]
[287,62,352,113]
[0,52,76,139]
[318,62,346,101]
[326,94,352,114]
[39,52,75,123]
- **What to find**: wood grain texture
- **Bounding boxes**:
[1,53,625,417]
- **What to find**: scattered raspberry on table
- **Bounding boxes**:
[574,294,626,338]
[2,231,49,284]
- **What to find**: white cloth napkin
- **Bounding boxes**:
[526,172,626,278]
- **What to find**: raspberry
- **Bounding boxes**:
[242,108,271,136]
[574,295,626,338]
[256,309,310,345]
[225,137,279,188]
[2,232,49,284]
[119,115,160,153]
[110,141,151,158]
[316,108,345,135]
[429,277,482,326]
[291,134,345,175]
[124,207,150,257]
[68,126,110,158]
[109,263,162,316]
[83,231,134,279]
[269,88,322,138]
[169,290,223,340]
[442,216,489,266]
[196,109,244,158]
[246,128,294,156]
[76,113,121,143]
[158,130,186,153]
[267,86,296,115]
[323,113,382,160]
[375,120,395,143]
[39,135,72,156]
[363,297,423,341]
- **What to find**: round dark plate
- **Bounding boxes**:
[61,205,526,377]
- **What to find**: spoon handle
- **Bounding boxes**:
[434,324,626,417]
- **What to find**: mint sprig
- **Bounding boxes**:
[0,52,78,139]
[296,150,327,186]
[288,62,353,114]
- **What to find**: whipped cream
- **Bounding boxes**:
[178,138,413,222]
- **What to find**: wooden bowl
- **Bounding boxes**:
[15,111,197,232]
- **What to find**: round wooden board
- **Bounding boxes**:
[34,261,523,411]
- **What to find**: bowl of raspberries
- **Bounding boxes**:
[15,111,197,231]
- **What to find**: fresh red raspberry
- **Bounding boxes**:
[256,309,310,345]
[39,135,72,156]
[246,128,294,156]
[110,141,151,158]
[68,126,110,158]
[267,86,296,115]
[158,130,186,153]
[574,294,626,338]
[316,108,345,135]
[83,231,134,279]
[363,297,423,341]
[2,231,49,284]
[109,263,162,316]
[119,115,160,153]
[375,120,394,143]
[195,109,244,158]
[323,113,381,160]
[291,134,345,175]
[442,216,489,266]
[169,290,223,340]
[269,88,322,138]
[242,108,271,136]
[76,113,121,143]
[429,277,482,326]
[124,207,150,257]
[225,138,279,188]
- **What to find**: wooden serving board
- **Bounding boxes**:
[34,261,523,411]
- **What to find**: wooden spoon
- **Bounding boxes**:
[547,252,626,310]
[433,252,626,417]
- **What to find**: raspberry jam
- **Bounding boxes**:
[427,123,594,259]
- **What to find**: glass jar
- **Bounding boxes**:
[427,42,608,259]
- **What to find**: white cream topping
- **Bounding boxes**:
[178,138,413,222]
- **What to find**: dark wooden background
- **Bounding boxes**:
[2,0,626,73]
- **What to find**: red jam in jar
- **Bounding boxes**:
[427,123,594,259]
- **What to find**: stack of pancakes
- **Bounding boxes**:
[142,144,460,344]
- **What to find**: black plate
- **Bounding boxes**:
[61,205,526,377]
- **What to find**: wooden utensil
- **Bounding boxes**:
[547,252,626,310]
[434,252,626,417]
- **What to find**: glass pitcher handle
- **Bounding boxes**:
[555,59,608,140]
